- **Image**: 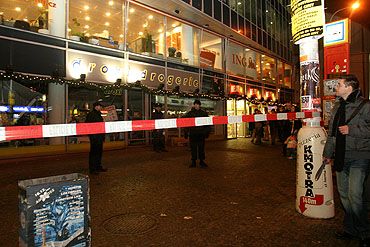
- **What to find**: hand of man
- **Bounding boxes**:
[338,125,349,135]
[323,157,332,165]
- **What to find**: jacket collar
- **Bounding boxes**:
[340,89,361,103]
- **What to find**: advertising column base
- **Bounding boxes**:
[296,122,335,218]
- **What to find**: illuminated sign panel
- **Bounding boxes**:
[291,0,325,44]
[0,106,10,112]
[13,106,44,113]
[66,51,199,93]
[324,19,350,46]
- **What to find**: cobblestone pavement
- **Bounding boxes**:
[0,139,361,246]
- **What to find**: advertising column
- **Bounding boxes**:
[291,0,334,218]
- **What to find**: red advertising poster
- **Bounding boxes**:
[229,84,244,95]
[324,43,350,79]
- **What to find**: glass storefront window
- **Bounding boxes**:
[277,60,284,85]
[227,42,259,80]
[226,99,236,138]
[200,31,222,70]
[255,53,261,80]
[284,64,292,88]
[261,55,276,83]
[126,3,165,57]
[69,0,123,49]
[202,74,225,96]
[166,18,200,66]
[68,86,125,143]
[0,79,47,147]
[0,1,49,34]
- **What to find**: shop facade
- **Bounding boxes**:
[0,0,295,155]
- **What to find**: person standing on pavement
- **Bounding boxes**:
[322,74,370,247]
[85,101,107,174]
[183,100,211,168]
[152,103,167,152]
[268,109,278,145]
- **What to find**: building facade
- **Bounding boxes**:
[0,0,295,154]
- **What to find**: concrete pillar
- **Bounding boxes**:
[48,0,66,38]
[48,83,66,145]
[47,0,67,145]
[181,25,194,65]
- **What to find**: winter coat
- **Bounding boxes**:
[323,90,370,159]
[183,108,211,138]
[85,109,105,142]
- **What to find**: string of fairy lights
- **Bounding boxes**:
[0,71,286,106]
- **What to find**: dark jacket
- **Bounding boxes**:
[85,109,105,141]
[183,107,211,138]
[152,110,164,120]
[323,89,370,159]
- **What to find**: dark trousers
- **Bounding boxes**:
[89,139,103,172]
[152,131,165,151]
[190,137,205,161]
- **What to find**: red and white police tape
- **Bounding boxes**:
[0,112,320,141]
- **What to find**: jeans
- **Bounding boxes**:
[336,159,370,239]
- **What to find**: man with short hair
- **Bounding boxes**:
[85,101,107,174]
[323,74,370,246]
[183,100,211,168]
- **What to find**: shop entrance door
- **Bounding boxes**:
[227,99,237,138]
[127,89,146,145]
[236,100,247,137]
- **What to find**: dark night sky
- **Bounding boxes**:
[324,0,370,29]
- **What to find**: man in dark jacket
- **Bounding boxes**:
[183,100,211,168]
[85,101,107,174]
[323,74,370,246]
[152,103,167,152]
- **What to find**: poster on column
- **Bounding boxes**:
[291,0,325,44]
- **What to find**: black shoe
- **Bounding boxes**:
[89,170,99,175]
[200,161,208,168]
[189,161,196,168]
[335,231,356,240]
[359,238,370,247]
[97,167,108,172]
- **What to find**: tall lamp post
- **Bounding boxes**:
[329,2,360,22]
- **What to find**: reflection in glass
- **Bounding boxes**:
[126,3,164,57]
[166,18,200,66]
[0,1,49,34]
[69,0,123,49]
[261,55,276,83]
[200,31,222,70]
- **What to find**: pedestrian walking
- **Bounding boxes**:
[152,103,167,152]
[322,74,370,247]
[284,130,297,160]
[85,101,107,174]
[251,109,262,144]
[183,100,211,168]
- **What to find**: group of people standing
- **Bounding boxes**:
[249,104,302,159]
[83,74,370,246]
